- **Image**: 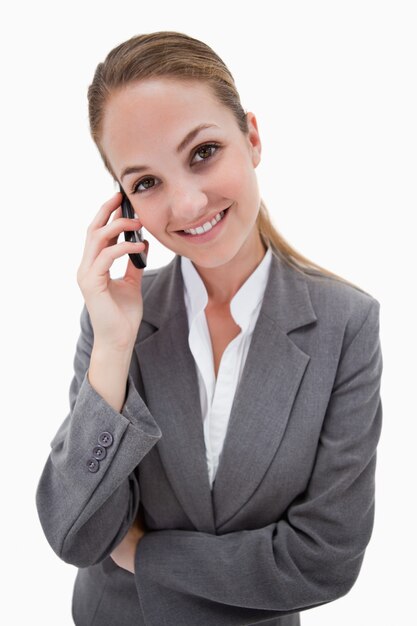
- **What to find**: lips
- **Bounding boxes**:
[175,206,231,233]
[175,206,231,241]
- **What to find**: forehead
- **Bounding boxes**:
[102,79,231,133]
[100,78,237,162]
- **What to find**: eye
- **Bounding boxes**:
[132,177,157,194]
[131,142,221,194]
[191,143,220,164]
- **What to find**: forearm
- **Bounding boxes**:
[88,343,134,412]
[36,303,162,567]
[36,368,162,567]
[134,523,333,626]
[135,513,367,612]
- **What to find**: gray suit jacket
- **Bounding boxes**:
[36,247,383,626]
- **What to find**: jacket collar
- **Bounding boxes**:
[139,246,317,335]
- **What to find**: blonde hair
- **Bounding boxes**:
[88,30,357,287]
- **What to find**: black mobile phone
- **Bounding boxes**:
[119,184,147,269]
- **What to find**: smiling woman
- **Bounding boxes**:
[88,33,355,284]
[35,31,383,626]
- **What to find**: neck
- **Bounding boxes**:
[192,228,267,306]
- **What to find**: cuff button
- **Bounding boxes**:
[98,431,114,448]
[93,444,107,461]
[87,458,99,473]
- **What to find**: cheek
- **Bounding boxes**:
[227,167,259,213]
[132,211,159,237]
[131,198,164,233]
[144,218,162,237]
[216,154,250,196]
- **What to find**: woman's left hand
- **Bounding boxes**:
[110,513,147,574]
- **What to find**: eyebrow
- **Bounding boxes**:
[120,123,220,182]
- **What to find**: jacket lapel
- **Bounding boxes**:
[212,252,317,528]
[134,249,317,532]
[135,256,216,533]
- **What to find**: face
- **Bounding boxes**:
[100,77,263,269]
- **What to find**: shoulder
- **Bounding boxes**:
[274,253,381,347]
[305,264,379,311]
[299,264,381,347]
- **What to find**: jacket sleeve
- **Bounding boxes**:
[35,303,162,567]
[133,298,383,625]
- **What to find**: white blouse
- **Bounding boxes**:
[180,246,273,488]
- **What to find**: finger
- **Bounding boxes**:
[91,240,147,280]
[111,205,123,220]
[103,217,144,247]
[108,205,123,246]
[79,192,122,265]
[123,240,149,284]
[88,191,123,233]
[80,216,143,271]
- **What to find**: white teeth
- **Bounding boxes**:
[183,210,225,235]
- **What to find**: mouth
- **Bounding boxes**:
[175,205,231,240]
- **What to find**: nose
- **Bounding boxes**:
[168,181,209,226]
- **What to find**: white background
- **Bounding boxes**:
[1,0,415,624]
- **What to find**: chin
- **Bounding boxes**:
[188,242,247,270]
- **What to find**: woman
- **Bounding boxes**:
[36,31,383,626]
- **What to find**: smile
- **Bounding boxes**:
[182,209,226,235]
[176,205,231,243]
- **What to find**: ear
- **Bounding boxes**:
[245,112,262,168]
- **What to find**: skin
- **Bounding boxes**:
[100,77,266,573]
